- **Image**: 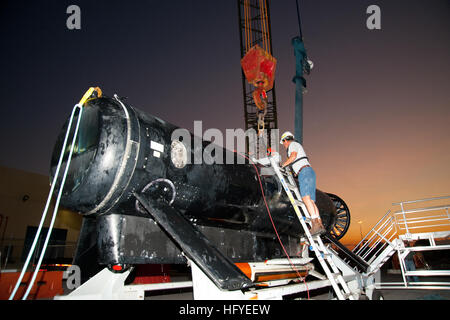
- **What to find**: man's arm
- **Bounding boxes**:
[251,157,270,166]
[281,151,297,168]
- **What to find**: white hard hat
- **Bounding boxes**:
[280,131,294,144]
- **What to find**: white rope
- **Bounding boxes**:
[9,104,83,300]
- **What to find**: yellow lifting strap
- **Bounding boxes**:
[78,87,102,106]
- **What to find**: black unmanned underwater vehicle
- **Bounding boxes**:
[50,91,352,289]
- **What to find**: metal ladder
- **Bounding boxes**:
[268,157,356,300]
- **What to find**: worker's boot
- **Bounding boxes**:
[309,218,326,236]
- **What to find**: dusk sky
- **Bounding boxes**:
[0,0,449,246]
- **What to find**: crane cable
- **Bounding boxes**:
[243,0,271,54]
[259,0,271,55]
[243,0,272,136]
[295,0,304,40]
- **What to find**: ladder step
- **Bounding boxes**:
[287,183,297,191]
[331,272,342,280]
[281,171,290,177]
[313,250,331,259]
[323,252,332,259]
[342,292,354,299]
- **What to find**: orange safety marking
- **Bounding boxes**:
[0,271,64,300]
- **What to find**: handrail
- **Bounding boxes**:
[394,196,450,237]
[352,195,450,270]
[392,195,450,205]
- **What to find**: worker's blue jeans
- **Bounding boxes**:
[298,166,316,202]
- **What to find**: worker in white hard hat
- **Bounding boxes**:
[280,131,325,236]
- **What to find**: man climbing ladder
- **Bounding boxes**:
[279,131,325,236]
[263,145,357,300]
